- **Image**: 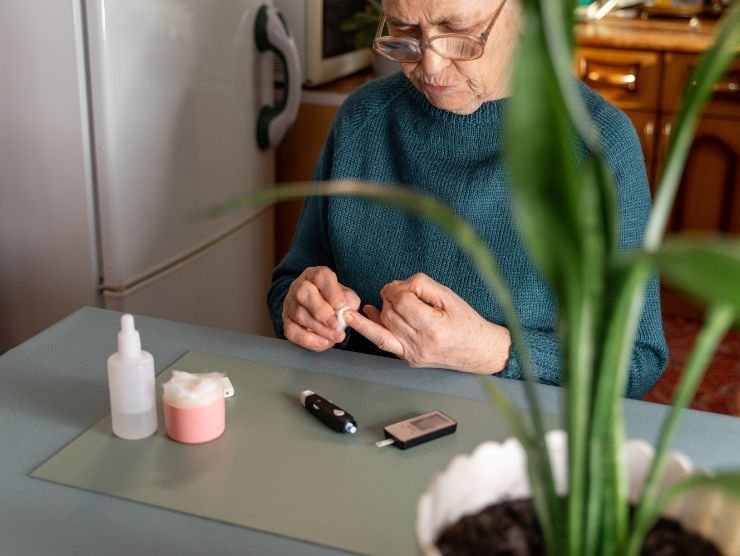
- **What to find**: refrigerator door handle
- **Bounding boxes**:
[255,5,302,150]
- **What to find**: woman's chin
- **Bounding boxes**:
[426,93,481,115]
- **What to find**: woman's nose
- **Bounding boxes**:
[420,46,449,75]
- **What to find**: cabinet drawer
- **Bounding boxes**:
[575,48,661,111]
[662,52,740,118]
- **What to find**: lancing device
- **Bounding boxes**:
[300,390,357,434]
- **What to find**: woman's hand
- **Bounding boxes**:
[343,273,511,374]
[282,266,361,352]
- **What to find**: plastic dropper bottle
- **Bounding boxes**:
[107,314,158,439]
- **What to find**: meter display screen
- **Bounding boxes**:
[410,413,448,431]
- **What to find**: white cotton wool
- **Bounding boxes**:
[336,305,349,332]
[162,370,224,408]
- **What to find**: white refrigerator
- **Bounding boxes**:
[0,0,300,353]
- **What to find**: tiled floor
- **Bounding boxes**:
[644,316,740,416]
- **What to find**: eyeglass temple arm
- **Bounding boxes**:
[375,13,387,39]
[480,0,507,40]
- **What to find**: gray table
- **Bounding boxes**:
[1,307,738,555]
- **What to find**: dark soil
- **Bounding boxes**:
[436,498,722,556]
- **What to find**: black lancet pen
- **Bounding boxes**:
[300,390,358,434]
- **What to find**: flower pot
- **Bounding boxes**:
[417,430,740,555]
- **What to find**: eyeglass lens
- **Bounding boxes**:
[375,35,484,62]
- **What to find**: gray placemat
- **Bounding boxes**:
[32,351,560,555]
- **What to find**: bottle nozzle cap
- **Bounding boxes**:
[121,314,135,333]
[118,314,142,359]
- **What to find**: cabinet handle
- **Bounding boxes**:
[579,59,638,91]
[644,121,655,137]
[685,66,738,100]
[712,78,739,99]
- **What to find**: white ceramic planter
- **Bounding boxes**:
[417,430,740,555]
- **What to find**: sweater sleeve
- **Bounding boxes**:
[499,97,668,400]
[608,106,669,399]
[266,125,338,339]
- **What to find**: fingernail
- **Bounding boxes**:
[332,330,345,343]
[342,310,354,324]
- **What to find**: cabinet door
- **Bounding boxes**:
[575,48,661,111]
[656,116,740,234]
[624,110,657,187]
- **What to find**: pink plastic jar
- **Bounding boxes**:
[162,371,225,444]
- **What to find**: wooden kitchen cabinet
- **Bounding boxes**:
[657,115,740,234]
[661,52,740,118]
[656,52,740,234]
[576,47,661,111]
[575,20,739,318]
[575,45,740,237]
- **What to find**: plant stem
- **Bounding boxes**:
[585,262,651,555]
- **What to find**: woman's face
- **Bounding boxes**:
[381,0,520,115]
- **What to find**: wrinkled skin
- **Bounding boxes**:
[344,273,512,373]
[384,0,521,114]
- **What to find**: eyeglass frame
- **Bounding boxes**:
[372,0,507,62]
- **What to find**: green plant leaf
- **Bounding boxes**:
[666,471,740,501]
[505,12,582,299]
[626,304,735,556]
[645,2,740,249]
[507,4,619,554]
[650,237,740,311]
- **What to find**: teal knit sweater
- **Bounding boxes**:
[268,72,668,399]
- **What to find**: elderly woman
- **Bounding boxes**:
[267,0,668,399]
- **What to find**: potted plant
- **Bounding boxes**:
[340,0,399,77]
[413,0,740,553]
[205,0,740,553]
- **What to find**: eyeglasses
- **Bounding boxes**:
[373,1,506,63]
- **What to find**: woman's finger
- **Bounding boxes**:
[363,304,382,324]
[306,267,348,311]
[341,286,362,311]
[381,288,438,332]
[283,315,334,352]
[293,278,338,327]
[289,302,345,343]
[379,297,420,342]
[343,310,404,357]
